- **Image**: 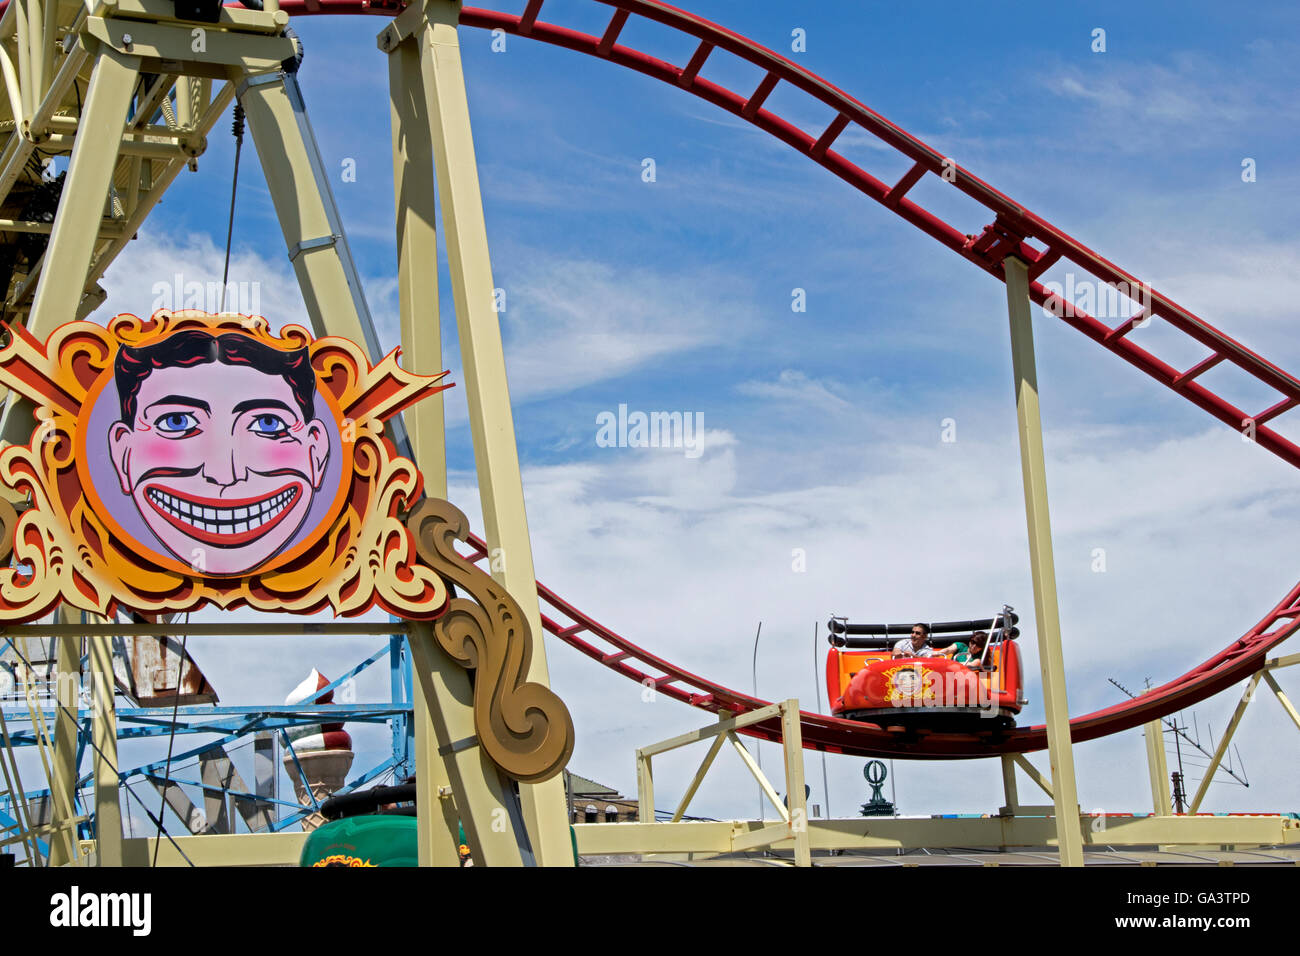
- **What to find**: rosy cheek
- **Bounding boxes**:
[134,434,194,469]
[243,440,312,475]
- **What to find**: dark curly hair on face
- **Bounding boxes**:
[114,330,317,424]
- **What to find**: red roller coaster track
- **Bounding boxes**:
[153,0,1300,755]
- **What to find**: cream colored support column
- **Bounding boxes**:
[1004,256,1083,867]
[89,631,122,866]
[38,0,56,97]
[1011,752,1056,801]
[46,628,81,867]
[25,43,138,337]
[389,39,447,473]
[173,76,194,131]
[636,749,654,823]
[1262,670,1300,732]
[1188,674,1259,814]
[669,715,731,822]
[419,0,570,866]
[997,754,1020,851]
[779,701,811,867]
[1143,715,1172,816]
[2,43,139,449]
[388,34,458,868]
[999,754,1020,815]
[27,0,44,113]
[14,0,32,121]
[406,623,525,866]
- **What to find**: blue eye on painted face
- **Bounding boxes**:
[249,414,289,436]
[155,412,199,434]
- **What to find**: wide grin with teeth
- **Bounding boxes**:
[144,484,302,547]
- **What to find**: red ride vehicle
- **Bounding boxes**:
[827,607,1026,731]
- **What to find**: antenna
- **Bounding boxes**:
[1108,677,1249,789]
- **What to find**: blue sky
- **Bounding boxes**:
[80,0,1300,828]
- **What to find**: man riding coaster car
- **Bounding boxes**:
[891,623,941,659]
[892,624,992,666]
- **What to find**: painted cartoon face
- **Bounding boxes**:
[108,362,329,575]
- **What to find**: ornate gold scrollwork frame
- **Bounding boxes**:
[0,312,452,621]
[407,497,574,784]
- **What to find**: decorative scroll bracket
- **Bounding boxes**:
[407,497,574,784]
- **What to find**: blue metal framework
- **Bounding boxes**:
[0,630,415,856]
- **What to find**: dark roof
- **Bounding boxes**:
[567,772,620,796]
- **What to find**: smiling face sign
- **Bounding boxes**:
[0,311,454,621]
[0,311,576,785]
[107,331,332,575]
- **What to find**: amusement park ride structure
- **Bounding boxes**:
[0,0,1297,867]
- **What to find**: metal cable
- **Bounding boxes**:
[218,104,245,313]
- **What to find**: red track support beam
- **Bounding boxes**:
[1103,309,1151,343]
[1254,395,1297,427]
[518,0,543,35]
[811,112,849,159]
[885,160,927,205]
[1027,248,1062,281]
[742,72,778,119]
[1173,353,1226,388]
[597,8,629,57]
[678,40,712,88]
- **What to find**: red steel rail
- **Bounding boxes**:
[396,0,1300,756]
[460,533,1300,758]
[45,0,1300,755]
[280,0,1300,469]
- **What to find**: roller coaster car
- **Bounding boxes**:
[826,609,1025,731]
[299,784,420,867]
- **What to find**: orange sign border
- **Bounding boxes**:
[0,310,453,622]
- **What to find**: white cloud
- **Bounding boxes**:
[1044,55,1293,136]
[90,230,310,331]
[475,417,1300,820]
[736,369,853,412]
[495,256,755,402]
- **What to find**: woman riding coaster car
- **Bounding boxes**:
[938,630,991,666]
